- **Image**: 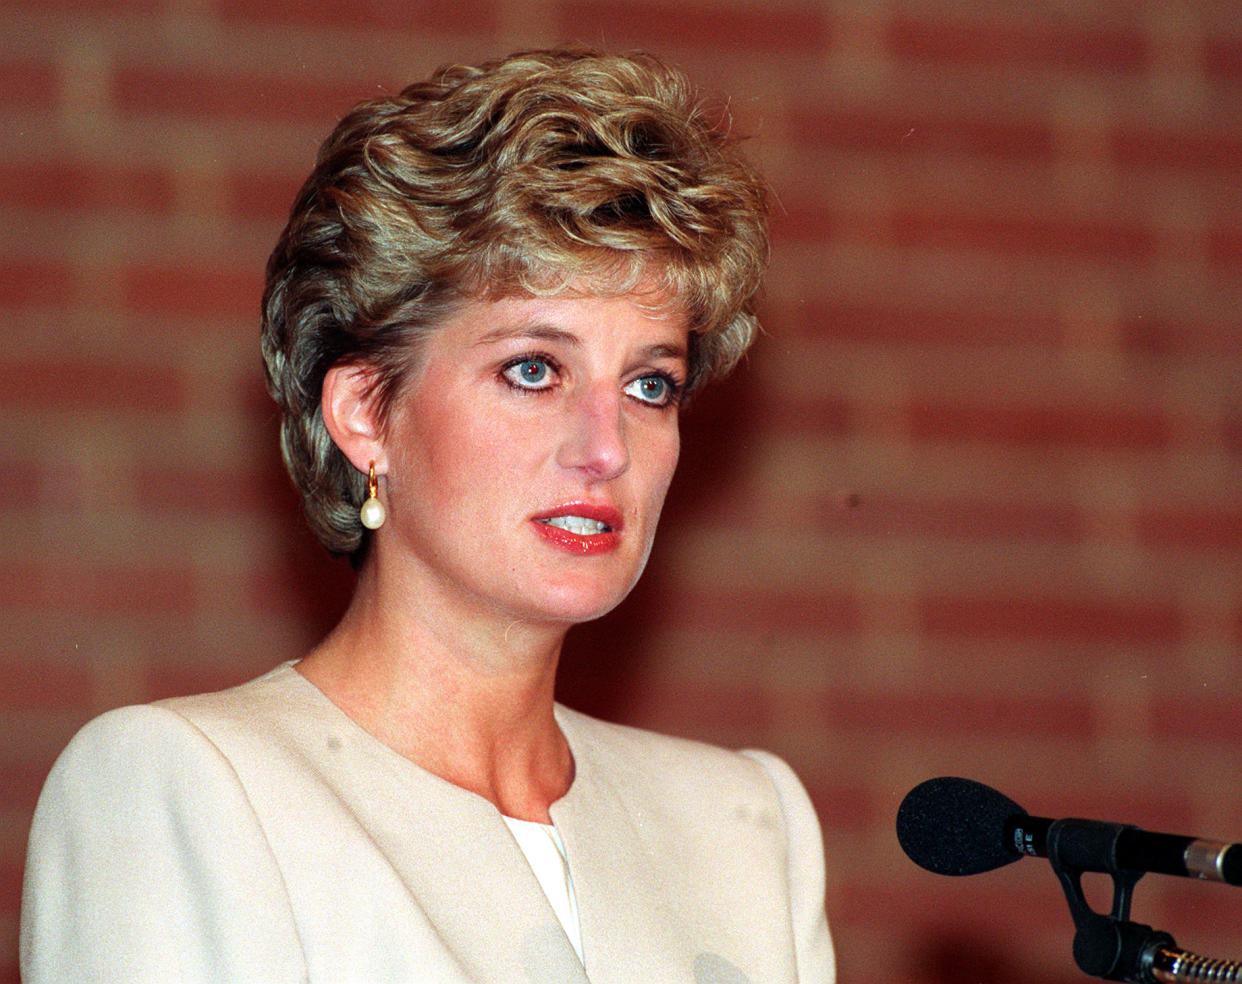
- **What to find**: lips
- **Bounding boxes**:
[531,503,624,555]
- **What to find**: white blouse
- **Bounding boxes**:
[502,816,584,962]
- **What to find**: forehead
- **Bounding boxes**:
[434,291,691,355]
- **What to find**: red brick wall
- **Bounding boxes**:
[2,2,1240,982]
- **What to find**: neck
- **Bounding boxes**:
[297,558,575,822]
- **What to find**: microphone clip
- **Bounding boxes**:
[1046,819,1175,983]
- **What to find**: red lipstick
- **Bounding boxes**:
[531,503,623,555]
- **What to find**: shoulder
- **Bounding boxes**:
[48,702,220,787]
[556,703,764,780]
[38,663,303,818]
[555,704,814,828]
[554,710,835,981]
[26,700,275,920]
[154,660,303,730]
[36,704,246,837]
[23,680,309,983]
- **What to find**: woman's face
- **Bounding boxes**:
[375,291,688,628]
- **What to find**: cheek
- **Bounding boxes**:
[660,435,681,495]
[388,405,484,507]
[640,426,682,508]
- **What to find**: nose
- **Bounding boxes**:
[556,381,630,481]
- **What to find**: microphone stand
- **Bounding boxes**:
[1046,819,1242,983]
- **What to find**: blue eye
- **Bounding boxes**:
[503,357,554,390]
[624,374,680,407]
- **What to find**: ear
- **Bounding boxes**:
[321,362,388,475]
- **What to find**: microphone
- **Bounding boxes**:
[896,776,1242,886]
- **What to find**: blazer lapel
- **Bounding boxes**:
[551,708,697,984]
[276,671,592,984]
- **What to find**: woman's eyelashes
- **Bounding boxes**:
[499,354,683,408]
[501,354,559,391]
[623,372,682,408]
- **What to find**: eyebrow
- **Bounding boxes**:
[475,322,688,361]
[475,324,580,347]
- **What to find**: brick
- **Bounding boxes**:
[828,493,1084,543]
[1119,317,1242,359]
[144,661,273,704]
[217,0,499,34]
[1067,790,1199,835]
[0,762,53,814]
[657,482,762,529]
[0,162,177,213]
[789,106,1057,163]
[0,359,186,412]
[772,300,1064,348]
[920,593,1184,646]
[822,686,1097,739]
[0,863,20,918]
[0,660,93,712]
[226,171,303,221]
[621,678,777,738]
[661,587,863,633]
[1207,228,1242,271]
[1135,508,1242,550]
[1110,128,1242,175]
[554,0,832,54]
[0,463,42,507]
[134,463,286,515]
[243,556,356,624]
[1225,415,1242,457]
[0,60,59,111]
[120,264,263,320]
[671,487,1085,545]
[756,394,853,437]
[1156,886,1242,945]
[0,565,197,616]
[1204,37,1242,82]
[1149,699,1242,743]
[805,782,879,832]
[838,881,1069,935]
[10,0,160,10]
[0,259,68,309]
[907,401,1171,451]
[240,372,283,420]
[888,209,1158,261]
[113,67,370,124]
[768,201,837,245]
[885,15,1150,74]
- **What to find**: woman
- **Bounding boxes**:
[21,46,834,984]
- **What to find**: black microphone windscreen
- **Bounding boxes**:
[896,776,1027,876]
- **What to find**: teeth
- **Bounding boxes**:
[542,516,610,535]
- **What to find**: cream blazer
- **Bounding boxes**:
[22,662,834,983]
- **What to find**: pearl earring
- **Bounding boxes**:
[359,461,386,530]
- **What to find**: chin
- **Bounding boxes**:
[526,576,636,626]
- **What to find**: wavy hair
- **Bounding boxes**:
[261,46,770,556]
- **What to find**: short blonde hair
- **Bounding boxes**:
[262,46,770,556]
